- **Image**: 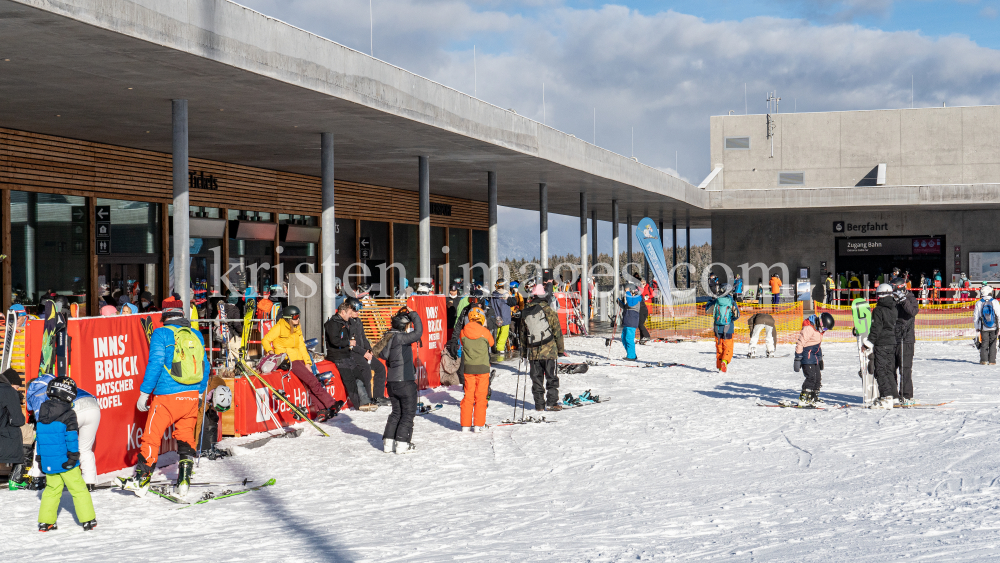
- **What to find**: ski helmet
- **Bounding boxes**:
[391,310,412,331]
[344,297,364,312]
[876,283,893,298]
[46,376,77,404]
[281,305,301,320]
[212,385,233,412]
[468,307,486,325]
[719,283,733,296]
[818,312,835,332]
[509,280,520,290]
[983,284,995,298]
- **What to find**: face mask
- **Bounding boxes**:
[141,301,149,308]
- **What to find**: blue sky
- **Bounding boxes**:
[241,0,1000,258]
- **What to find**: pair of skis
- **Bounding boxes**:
[236,357,331,437]
[133,479,277,506]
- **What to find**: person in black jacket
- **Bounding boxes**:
[375,308,424,454]
[324,298,378,412]
[865,284,899,409]
[1,368,27,488]
[892,277,920,405]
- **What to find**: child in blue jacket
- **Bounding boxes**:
[36,376,96,532]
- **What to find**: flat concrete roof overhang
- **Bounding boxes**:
[0,0,710,227]
[707,183,1000,213]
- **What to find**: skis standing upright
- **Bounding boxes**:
[240,297,256,361]
[1,310,18,373]
[851,298,876,405]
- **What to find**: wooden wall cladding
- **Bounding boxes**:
[0,128,488,229]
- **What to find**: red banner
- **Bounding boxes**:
[407,295,445,389]
[233,361,346,435]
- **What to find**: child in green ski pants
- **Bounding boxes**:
[36,376,97,532]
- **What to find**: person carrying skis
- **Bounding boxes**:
[263,305,339,421]
[746,312,776,358]
[325,297,376,411]
[865,283,899,408]
[892,277,920,405]
[459,307,494,431]
[520,283,566,411]
[35,376,96,532]
[25,374,101,491]
[121,308,210,496]
[793,313,835,406]
[375,307,423,452]
[974,284,999,365]
[711,284,739,373]
[619,284,642,361]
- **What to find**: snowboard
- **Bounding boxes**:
[557,362,590,374]
[851,298,877,405]
[1,309,18,372]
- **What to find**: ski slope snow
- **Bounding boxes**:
[4,338,1000,562]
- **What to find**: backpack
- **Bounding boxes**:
[522,303,554,347]
[713,296,737,327]
[981,298,997,330]
[164,326,205,385]
[491,293,512,327]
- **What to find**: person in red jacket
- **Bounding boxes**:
[636,277,653,344]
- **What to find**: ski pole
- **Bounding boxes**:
[513,357,521,421]
[195,389,209,467]
[519,362,528,421]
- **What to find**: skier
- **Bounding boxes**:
[636,277,653,345]
[0,368,27,490]
[619,284,642,361]
[892,277,919,405]
[459,307,494,431]
[792,312,835,406]
[960,273,971,300]
[711,284,739,373]
[733,274,744,303]
[262,305,339,421]
[374,307,423,452]
[519,283,566,411]
[865,283,899,408]
[491,279,515,362]
[25,374,101,491]
[746,312,776,358]
[974,284,999,365]
[756,278,765,305]
[35,376,96,532]
[769,274,782,305]
[121,308,210,495]
[325,297,379,411]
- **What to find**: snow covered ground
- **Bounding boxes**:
[5,337,1000,562]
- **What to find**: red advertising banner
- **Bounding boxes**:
[407,295,445,389]
[24,315,162,475]
[232,361,346,436]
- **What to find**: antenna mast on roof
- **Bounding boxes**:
[765,91,780,159]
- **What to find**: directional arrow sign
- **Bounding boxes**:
[95,206,110,222]
[96,239,111,255]
[71,206,86,223]
[96,223,110,238]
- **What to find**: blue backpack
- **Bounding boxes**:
[981,298,997,329]
[713,296,738,327]
[491,292,512,327]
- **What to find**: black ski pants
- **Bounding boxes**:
[367,358,387,401]
[334,357,369,409]
[529,358,560,409]
[638,301,651,340]
[801,364,822,393]
[874,345,898,400]
[981,330,998,364]
[382,380,418,443]
[895,340,915,400]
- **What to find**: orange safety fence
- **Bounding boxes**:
[0,314,29,373]
[816,302,978,342]
[647,302,805,343]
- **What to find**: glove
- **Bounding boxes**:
[136,392,150,412]
[819,359,825,370]
[793,354,802,373]
[862,338,873,351]
[62,451,79,471]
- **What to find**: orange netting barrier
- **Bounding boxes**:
[357,299,408,342]
[647,302,805,343]
[816,302,978,342]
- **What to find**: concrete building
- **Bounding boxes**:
[707,107,1000,297]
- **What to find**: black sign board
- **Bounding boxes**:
[360,237,371,260]
[71,206,86,223]
[96,239,111,255]
[95,206,110,222]
[96,223,111,239]
[430,203,452,216]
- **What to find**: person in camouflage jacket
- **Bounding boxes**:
[519,285,565,410]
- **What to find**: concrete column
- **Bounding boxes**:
[418,156,431,285]
[626,213,632,280]
[612,200,620,303]
[172,99,190,313]
[321,132,336,322]
[686,210,691,289]
[579,192,589,333]
[488,171,498,288]
[539,183,548,270]
[672,211,678,287]
[591,209,598,266]
[659,218,665,287]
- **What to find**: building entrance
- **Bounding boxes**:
[835,235,947,286]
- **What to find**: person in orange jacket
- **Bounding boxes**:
[460,307,494,432]
[769,274,783,305]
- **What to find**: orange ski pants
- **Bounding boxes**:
[140,391,200,466]
[715,334,734,371]
[460,373,490,428]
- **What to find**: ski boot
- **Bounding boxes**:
[901,397,916,407]
[798,390,814,407]
[7,463,28,490]
[383,438,396,453]
[461,427,473,433]
[810,391,827,408]
[27,476,46,491]
[396,442,416,454]
[765,350,773,358]
[315,408,335,422]
[176,459,194,496]
[87,484,97,492]
[545,404,564,412]
[38,523,57,533]
[82,519,97,531]
[119,457,153,496]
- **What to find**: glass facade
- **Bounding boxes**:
[472,230,489,284]
[359,221,389,291]
[96,198,160,307]
[10,191,89,309]
[447,227,469,287]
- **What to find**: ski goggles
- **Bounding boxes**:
[288,313,300,320]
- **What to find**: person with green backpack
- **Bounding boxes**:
[120,308,210,496]
[711,284,740,373]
